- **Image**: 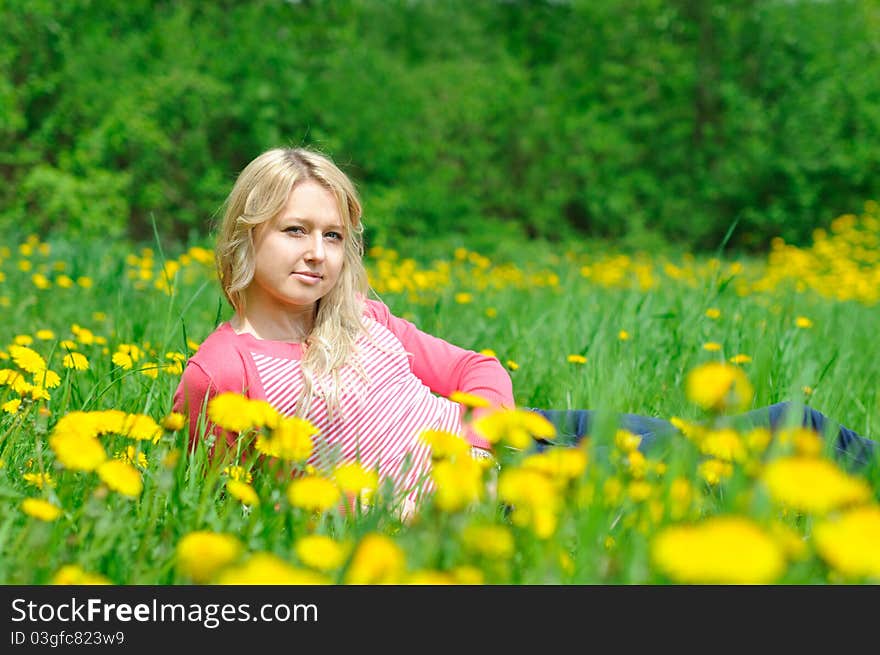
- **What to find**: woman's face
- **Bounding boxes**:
[247,181,346,314]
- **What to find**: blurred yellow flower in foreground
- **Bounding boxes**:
[431,458,484,512]
[462,524,515,559]
[256,416,318,461]
[761,456,871,514]
[652,516,784,583]
[419,429,470,460]
[295,535,348,572]
[21,498,63,522]
[345,534,406,584]
[52,565,111,585]
[813,505,880,580]
[176,531,242,583]
[207,392,257,433]
[218,553,330,584]
[287,476,341,513]
[226,480,259,506]
[685,362,754,413]
[472,408,556,449]
[449,390,491,408]
[97,460,143,498]
[50,433,107,472]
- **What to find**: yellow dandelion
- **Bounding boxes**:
[479,348,498,358]
[161,412,186,431]
[176,531,242,583]
[33,369,60,388]
[77,276,93,288]
[35,329,56,340]
[345,534,406,584]
[618,330,630,341]
[9,345,46,374]
[295,535,348,572]
[729,354,752,364]
[419,429,471,460]
[702,342,722,352]
[51,565,111,585]
[506,359,519,371]
[685,361,754,413]
[652,516,785,584]
[218,553,329,585]
[614,429,642,453]
[698,458,733,485]
[97,460,143,498]
[521,448,588,482]
[62,353,89,370]
[21,498,63,522]
[567,354,587,364]
[700,428,747,462]
[333,462,379,496]
[761,456,871,514]
[2,398,21,414]
[705,308,721,319]
[256,416,317,461]
[795,316,813,329]
[50,433,107,472]
[454,293,473,304]
[14,335,34,345]
[472,407,556,450]
[813,505,880,579]
[432,458,484,512]
[207,392,256,433]
[287,476,341,513]
[112,352,133,370]
[23,472,55,489]
[449,390,491,408]
[226,480,259,506]
[222,465,253,483]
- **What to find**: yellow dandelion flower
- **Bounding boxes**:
[776,427,824,457]
[21,498,63,522]
[472,407,556,449]
[218,553,329,585]
[479,348,497,358]
[744,427,772,454]
[498,467,560,538]
[449,390,491,408]
[795,316,813,329]
[77,276,93,288]
[51,565,111,585]
[23,472,55,489]
[50,433,107,472]
[506,359,519,371]
[345,534,406,584]
[698,458,733,485]
[432,458,484,512]
[700,428,747,462]
[729,354,752,364]
[226,479,259,506]
[55,274,73,288]
[567,354,587,364]
[802,385,814,396]
[62,353,89,370]
[652,516,785,584]
[295,535,348,571]
[114,445,148,470]
[176,531,242,583]
[485,307,498,318]
[35,329,55,340]
[222,465,252,483]
[207,392,256,433]
[685,361,754,413]
[33,369,60,388]
[139,364,159,379]
[813,505,880,579]
[112,352,133,370]
[669,477,694,520]
[14,335,34,345]
[705,308,721,319]
[761,456,871,514]
[2,398,21,414]
[419,429,470,460]
[97,460,143,498]
[9,345,46,374]
[614,429,642,453]
[454,293,473,304]
[618,330,630,341]
[59,340,77,351]
[521,448,588,481]
[333,462,379,496]
[256,416,317,461]
[287,476,341,513]
[161,412,186,431]
[702,342,722,352]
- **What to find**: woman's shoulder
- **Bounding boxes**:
[362,297,391,324]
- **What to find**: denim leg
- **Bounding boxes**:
[530,409,675,453]
[728,401,876,467]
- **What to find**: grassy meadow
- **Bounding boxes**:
[1,203,879,584]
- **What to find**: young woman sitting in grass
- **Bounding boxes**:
[173,147,875,510]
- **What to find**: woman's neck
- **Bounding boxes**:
[230,298,317,343]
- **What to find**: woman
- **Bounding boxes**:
[173,147,875,508]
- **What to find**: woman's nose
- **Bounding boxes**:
[305,235,325,261]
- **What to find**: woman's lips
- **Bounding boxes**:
[291,272,322,284]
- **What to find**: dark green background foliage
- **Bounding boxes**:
[2,0,879,251]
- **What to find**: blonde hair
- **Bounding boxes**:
[215,147,370,418]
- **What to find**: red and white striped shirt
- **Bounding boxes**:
[172,299,514,498]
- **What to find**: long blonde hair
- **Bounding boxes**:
[214,147,370,418]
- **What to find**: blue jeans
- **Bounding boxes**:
[531,401,876,468]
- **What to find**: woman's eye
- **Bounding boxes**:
[284,226,305,235]
[326,232,343,241]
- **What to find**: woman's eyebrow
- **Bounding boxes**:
[281,216,345,231]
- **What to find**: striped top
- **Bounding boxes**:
[173,299,514,499]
